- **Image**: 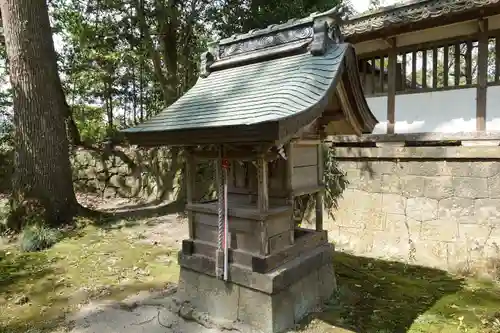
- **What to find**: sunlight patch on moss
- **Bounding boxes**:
[302,252,500,333]
[0,223,178,333]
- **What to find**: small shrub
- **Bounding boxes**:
[19,225,61,252]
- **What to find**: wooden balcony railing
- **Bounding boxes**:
[357,19,497,133]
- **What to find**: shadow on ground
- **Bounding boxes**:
[0,280,173,333]
[298,252,465,333]
[0,250,55,295]
[84,200,185,229]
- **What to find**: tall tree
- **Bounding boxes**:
[0,0,79,228]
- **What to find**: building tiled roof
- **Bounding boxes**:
[124,44,347,133]
[123,8,377,145]
[342,0,500,37]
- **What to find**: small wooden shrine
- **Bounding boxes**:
[123,7,377,333]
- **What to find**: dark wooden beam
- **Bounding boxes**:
[477,18,488,131]
[422,50,427,88]
[443,44,449,87]
[379,56,385,93]
[371,56,376,94]
[124,122,279,146]
[387,38,397,134]
[432,47,438,88]
[401,52,407,87]
[496,35,500,82]
[411,51,417,89]
[454,43,461,86]
[315,143,324,232]
[466,40,473,85]
[185,150,195,239]
[192,148,278,161]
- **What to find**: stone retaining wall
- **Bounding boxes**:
[327,146,500,276]
[71,146,183,201]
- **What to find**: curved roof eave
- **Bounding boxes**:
[341,0,500,38]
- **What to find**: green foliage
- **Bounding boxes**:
[71,105,108,143]
[323,145,349,214]
[208,0,346,37]
[293,144,348,223]
[19,225,61,252]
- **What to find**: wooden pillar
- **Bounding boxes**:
[185,150,195,239]
[257,157,269,255]
[477,18,488,131]
[387,38,396,134]
[443,45,449,87]
[285,142,295,244]
[495,35,500,83]
[454,43,461,86]
[257,158,269,212]
[315,143,324,232]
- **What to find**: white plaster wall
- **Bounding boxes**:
[486,85,500,131]
[366,88,482,133]
[366,96,388,134]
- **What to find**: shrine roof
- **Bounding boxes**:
[342,0,500,39]
[123,8,377,146]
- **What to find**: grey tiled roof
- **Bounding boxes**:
[123,44,347,134]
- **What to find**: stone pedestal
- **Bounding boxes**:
[177,244,337,333]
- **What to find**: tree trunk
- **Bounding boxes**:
[0,0,79,228]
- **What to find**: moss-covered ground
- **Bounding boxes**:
[0,219,178,333]
[1,215,500,333]
[300,253,500,333]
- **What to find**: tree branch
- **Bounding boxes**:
[134,0,171,104]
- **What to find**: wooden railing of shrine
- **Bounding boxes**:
[357,18,499,133]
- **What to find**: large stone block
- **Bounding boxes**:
[196,272,240,321]
[424,176,454,200]
[420,219,459,242]
[360,160,396,176]
[459,222,497,242]
[289,270,320,320]
[413,240,449,268]
[337,161,358,171]
[381,193,406,215]
[453,177,488,199]
[381,174,403,194]
[357,175,383,193]
[447,161,500,178]
[488,173,500,198]
[177,268,200,302]
[404,161,442,177]
[401,176,425,197]
[177,245,336,333]
[474,199,500,221]
[337,209,386,230]
[438,197,474,220]
[237,285,294,333]
[372,230,410,261]
[385,213,407,234]
[406,197,438,221]
[317,263,337,298]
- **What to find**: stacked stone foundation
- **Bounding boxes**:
[177,244,336,333]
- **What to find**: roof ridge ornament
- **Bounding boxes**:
[197,5,349,73]
[310,20,329,56]
[200,51,214,78]
[310,5,347,55]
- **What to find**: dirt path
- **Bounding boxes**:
[64,289,238,333]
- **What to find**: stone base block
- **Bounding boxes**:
[177,244,337,333]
